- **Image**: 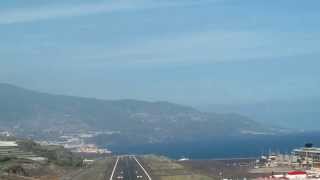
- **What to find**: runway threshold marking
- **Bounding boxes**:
[109,156,120,180]
[133,156,152,180]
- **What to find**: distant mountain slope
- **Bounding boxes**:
[0,83,272,144]
[200,99,320,130]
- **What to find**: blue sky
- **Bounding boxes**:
[0,0,320,105]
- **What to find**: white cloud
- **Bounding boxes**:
[0,2,137,24]
[77,30,320,65]
[0,0,216,24]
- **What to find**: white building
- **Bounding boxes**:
[293,146,320,167]
[0,141,18,147]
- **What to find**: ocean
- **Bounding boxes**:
[108,132,320,159]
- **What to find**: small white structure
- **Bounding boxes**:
[178,157,190,161]
[83,159,95,165]
[0,141,18,147]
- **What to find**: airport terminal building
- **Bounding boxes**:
[293,145,320,167]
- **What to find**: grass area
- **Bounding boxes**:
[143,155,184,169]
[141,155,214,180]
[160,175,213,180]
[0,158,66,180]
[18,140,82,167]
[62,157,116,180]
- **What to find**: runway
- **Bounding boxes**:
[109,156,152,180]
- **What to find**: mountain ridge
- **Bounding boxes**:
[0,83,274,144]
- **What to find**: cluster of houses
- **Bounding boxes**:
[37,132,112,155]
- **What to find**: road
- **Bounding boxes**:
[109,156,152,180]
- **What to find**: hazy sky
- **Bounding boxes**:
[0,0,320,105]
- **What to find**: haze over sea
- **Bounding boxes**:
[107,132,320,159]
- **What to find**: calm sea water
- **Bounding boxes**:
[108,132,320,159]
